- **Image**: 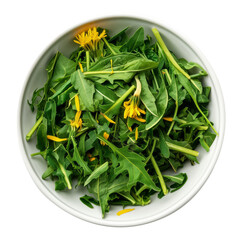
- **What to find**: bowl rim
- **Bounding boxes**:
[18,15,226,227]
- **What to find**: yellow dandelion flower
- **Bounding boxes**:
[78,62,84,72]
[123,76,146,122]
[70,95,83,130]
[47,135,68,142]
[87,153,96,162]
[100,132,109,146]
[117,208,135,216]
[100,112,116,124]
[74,94,80,112]
[135,127,139,141]
[163,117,173,122]
[74,27,107,53]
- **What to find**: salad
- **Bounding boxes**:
[26,26,217,218]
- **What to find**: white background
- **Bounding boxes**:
[1,0,239,239]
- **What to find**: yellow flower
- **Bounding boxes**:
[135,127,139,141]
[75,94,80,112]
[47,135,68,142]
[117,208,135,216]
[70,95,82,130]
[163,117,173,122]
[100,132,109,146]
[100,112,116,124]
[78,62,84,72]
[74,27,107,52]
[87,153,96,162]
[123,76,146,122]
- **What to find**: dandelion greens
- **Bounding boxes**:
[26,26,217,218]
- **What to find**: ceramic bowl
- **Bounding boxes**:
[19,16,225,227]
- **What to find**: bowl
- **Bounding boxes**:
[18,16,225,227]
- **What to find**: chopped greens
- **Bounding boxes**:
[26,26,217,218]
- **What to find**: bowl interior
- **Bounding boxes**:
[19,17,225,226]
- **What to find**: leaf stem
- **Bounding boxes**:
[147,149,168,195]
[194,99,218,136]
[152,28,201,92]
[166,141,199,157]
[26,115,43,141]
[152,28,190,79]
[86,51,90,71]
[103,38,117,55]
[167,101,178,136]
[145,138,157,163]
[31,151,45,157]
[136,185,149,196]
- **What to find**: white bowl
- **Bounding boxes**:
[18,16,225,227]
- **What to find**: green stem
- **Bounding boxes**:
[197,125,208,131]
[152,28,190,79]
[136,185,149,196]
[86,51,90,71]
[194,99,218,136]
[31,151,45,157]
[162,69,172,85]
[153,28,201,92]
[145,138,157,163]
[166,141,199,157]
[103,38,117,55]
[167,101,178,136]
[190,72,208,79]
[26,115,43,141]
[173,118,209,131]
[147,150,168,195]
[118,192,136,205]
[104,85,135,115]
[151,70,159,90]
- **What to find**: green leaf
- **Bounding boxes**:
[86,53,159,84]
[178,58,208,78]
[199,130,216,152]
[120,27,144,52]
[168,158,183,172]
[158,129,170,158]
[57,86,75,106]
[88,173,131,217]
[43,52,60,100]
[97,135,159,191]
[95,82,118,103]
[27,88,44,112]
[80,195,99,208]
[139,73,158,117]
[42,166,54,179]
[109,27,129,43]
[164,173,187,184]
[78,133,87,156]
[71,137,92,176]
[51,54,76,82]
[84,162,109,186]
[43,100,56,135]
[146,75,168,130]
[178,73,218,135]
[46,147,72,190]
[169,173,188,192]
[71,70,95,112]
[36,117,48,151]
